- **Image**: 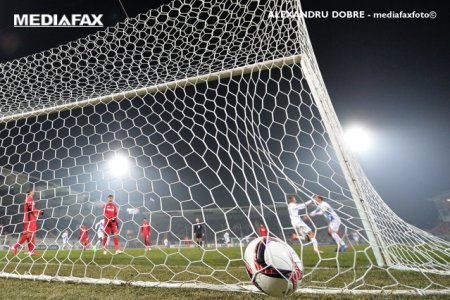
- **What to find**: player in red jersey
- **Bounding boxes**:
[141,218,151,251]
[79,224,89,250]
[102,195,122,255]
[259,224,268,237]
[12,189,43,256]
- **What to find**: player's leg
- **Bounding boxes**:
[14,221,33,253]
[103,223,111,253]
[111,223,121,253]
[98,233,103,249]
[14,232,29,248]
[293,226,306,241]
[306,230,322,254]
[94,237,100,250]
[94,232,102,251]
[26,220,38,255]
[28,232,37,255]
[329,222,346,251]
[144,235,150,251]
[12,231,29,256]
[292,220,308,242]
[17,233,29,247]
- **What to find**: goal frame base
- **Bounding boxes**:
[0,272,448,296]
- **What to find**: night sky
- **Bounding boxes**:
[0,0,449,229]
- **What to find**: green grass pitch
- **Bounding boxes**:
[0,244,448,299]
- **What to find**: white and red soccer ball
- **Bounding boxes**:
[244,236,304,297]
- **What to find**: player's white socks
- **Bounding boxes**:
[94,240,101,250]
[331,232,346,246]
[311,238,319,252]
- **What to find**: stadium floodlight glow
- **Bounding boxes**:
[344,125,372,153]
[108,153,130,178]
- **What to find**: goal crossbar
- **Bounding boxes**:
[0,55,302,124]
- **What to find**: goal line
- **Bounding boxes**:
[0,272,447,296]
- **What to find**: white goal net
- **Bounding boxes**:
[0,0,448,295]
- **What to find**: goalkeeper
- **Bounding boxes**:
[193,218,204,247]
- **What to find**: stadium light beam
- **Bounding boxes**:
[108,153,130,178]
[344,125,372,153]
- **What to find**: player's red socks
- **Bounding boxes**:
[16,235,28,247]
[113,236,119,250]
[13,234,35,255]
[28,236,35,252]
[102,236,108,248]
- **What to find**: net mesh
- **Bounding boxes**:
[0,0,448,294]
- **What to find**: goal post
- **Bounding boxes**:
[300,57,386,268]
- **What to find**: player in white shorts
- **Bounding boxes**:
[288,195,322,254]
[308,195,347,252]
[223,231,230,248]
[351,230,360,244]
[61,230,70,250]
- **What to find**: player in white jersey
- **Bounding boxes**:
[93,219,106,251]
[223,231,230,248]
[61,230,70,250]
[351,230,360,244]
[308,195,347,252]
[288,195,322,254]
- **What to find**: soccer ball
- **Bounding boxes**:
[244,236,303,297]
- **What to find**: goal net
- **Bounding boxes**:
[0,0,448,295]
